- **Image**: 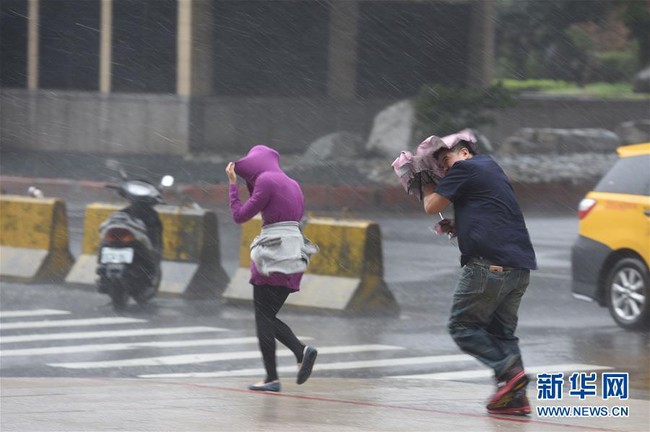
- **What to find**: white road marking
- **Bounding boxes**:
[531,273,571,281]
[49,345,404,369]
[0,317,145,330]
[139,354,477,378]
[0,336,312,357]
[0,326,226,344]
[392,363,613,380]
[0,309,70,318]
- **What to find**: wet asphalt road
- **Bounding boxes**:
[1,207,648,400]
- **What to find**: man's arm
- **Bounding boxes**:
[422,183,451,215]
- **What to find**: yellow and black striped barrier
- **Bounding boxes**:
[0,195,74,282]
[223,216,399,316]
[65,202,229,296]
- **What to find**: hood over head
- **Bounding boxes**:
[234,145,282,193]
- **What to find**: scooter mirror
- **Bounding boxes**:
[160,175,175,188]
[105,159,128,180]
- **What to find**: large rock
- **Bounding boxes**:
[498,128,621,154]
[365,99,415,157]
[496,153,618,184]
[615,119,650,145]
[301,132,365,164]
[286,132,370,185]
[632,65,650,93]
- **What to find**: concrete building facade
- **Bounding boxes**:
[0,0,494,155]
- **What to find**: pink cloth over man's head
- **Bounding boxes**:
[391,128,480,197]
[441,128,478,152]
[421,128,479,159]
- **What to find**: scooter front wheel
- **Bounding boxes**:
[109,280,130,311]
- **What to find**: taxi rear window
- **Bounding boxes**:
[594,155,650,196]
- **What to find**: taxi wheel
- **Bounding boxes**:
[605,257,649,330]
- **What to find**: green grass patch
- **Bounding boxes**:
[497,79,649,99]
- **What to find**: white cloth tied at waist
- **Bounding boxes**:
[250,221,319,277]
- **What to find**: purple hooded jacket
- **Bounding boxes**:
[229,145,305,290]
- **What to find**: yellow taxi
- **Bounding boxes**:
[571,142,650,330]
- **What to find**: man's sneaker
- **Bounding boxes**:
[487,390,531,416]
[486,369,529,410]
[248,380,281,392]
[296,346,317,385]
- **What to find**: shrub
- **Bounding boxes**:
[593,45,640,82]
[413,82,518,141]
[498,79,646,98]
[498,79,574,92]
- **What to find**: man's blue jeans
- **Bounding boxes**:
[447,260,530,379]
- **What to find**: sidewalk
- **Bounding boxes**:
[2,376,648,431]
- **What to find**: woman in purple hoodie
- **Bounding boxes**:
[226,145,318,393]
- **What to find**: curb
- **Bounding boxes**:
[0,175,589,214]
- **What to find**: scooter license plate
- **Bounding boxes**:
[100,247,134,264]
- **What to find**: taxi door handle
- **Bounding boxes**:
[644,209,650,217]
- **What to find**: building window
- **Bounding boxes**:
[112,0,177,94]
[0,0,28,88]
[357,1,470,98]
[213,0,329,96]
[39,0,100,90]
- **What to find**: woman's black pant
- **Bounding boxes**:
[253,284,305,382]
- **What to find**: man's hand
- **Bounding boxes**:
[225,162,237,185]
[435,218,456,237]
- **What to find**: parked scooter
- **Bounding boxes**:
[96,165,174,310]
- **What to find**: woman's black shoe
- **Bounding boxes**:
[296,346,318,384]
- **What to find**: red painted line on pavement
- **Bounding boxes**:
[158,380,620,432]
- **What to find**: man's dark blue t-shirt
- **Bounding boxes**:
[435,154,537,270]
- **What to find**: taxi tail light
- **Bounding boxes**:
[578,198,597,220]
[103,227,136,244]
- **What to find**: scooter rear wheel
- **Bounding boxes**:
[133,267,161,306]
[109,280,130,311]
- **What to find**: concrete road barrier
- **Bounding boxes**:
[223,216,399,316]
[0,195,74,282]
[65,203,229,296]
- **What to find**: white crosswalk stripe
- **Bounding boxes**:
[0,317,145,330]
[0,309,617,383]
[392,363,613,380]
[140,354,478,379]
[1,336,283,357]
[0,326,226,343]
[0,336,315,357]
[0,309,70,318]
[48,345,404,369]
